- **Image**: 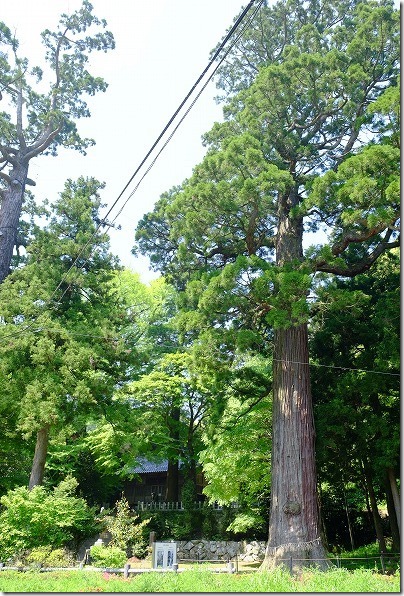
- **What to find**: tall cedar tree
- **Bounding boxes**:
[134,0,399,568]
[0,1,114,282]
[0,177,131,489]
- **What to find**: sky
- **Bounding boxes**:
[1,0,250,282]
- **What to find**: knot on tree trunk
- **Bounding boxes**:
[283,500,301,515]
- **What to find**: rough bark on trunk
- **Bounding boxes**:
[261,189,328,570]
[262,323,328,570]
[28,425,50,490]
[0,161,29,282]
[165,459,179,502]
[362,459,387,554]
[386,467,400,533]
[384,469,400,552]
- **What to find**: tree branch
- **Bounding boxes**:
[0,171,36,186]
[24,124,63,161]
[315,235,400,277]
[330,221,397,257]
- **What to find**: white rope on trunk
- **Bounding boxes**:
[266,537,322,554]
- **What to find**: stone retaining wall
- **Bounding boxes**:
[176,540,266,562]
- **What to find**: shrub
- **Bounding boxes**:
[0,476,97,561]
[105,495,149,557]
[26,546,75,568]
[89,544,127,568]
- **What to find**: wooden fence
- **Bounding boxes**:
[134,501,230,511]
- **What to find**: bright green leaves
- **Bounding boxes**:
[0,477,95,559]
[115,350,211,490]
[312,251,399,487]
[135,135,291,285]
[309,144,399,224]
[302,73,400,275]
[177,254,311,345]
[200,353,271,509]
[306,142,399,274]
[368,78,400,148]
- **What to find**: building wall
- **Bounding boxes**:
[124,472,169,505]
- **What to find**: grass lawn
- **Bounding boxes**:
[0,567,400,592]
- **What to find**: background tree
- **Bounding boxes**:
[0,176,132,490]
[312,250,400,553]
[0,1,114,282]
[200,353,272,538]
[0,476,96,561]
[75,272,181,498]
[134,0,399,568]
[121,351,214,502]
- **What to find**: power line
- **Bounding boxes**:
[111,0,265,224]
[0,0,265,339]
[0,321,398,378]
[46,0,264,308]
[104,0,262,224]
[273,359,399,376]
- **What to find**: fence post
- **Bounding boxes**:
[380,554,385,574]
[124,563,130,579]
[289,556,293,574]
[227,561,235,574]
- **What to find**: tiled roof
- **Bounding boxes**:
[128,457,169,474]
[127,457,185,474]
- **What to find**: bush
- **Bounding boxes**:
[105,496,149,557]
[26,546,75,568]
[89,544,127,568]
[0,476,97,561]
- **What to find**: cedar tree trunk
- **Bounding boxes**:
[387,466,400,533]
[362,459,387,554]
[29,425,50,489]
[384,469,400,552]
[165,459,179,502]
[261,188,328,570]
[0,160,29,282]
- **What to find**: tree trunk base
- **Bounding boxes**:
[260,538,330,572]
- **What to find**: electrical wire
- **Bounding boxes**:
[104,0,261,223]
[45,0,264,308]
[0,0,264,340]
[272,359,399,377]
[111,0,265,224]
[0,320,399,378]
